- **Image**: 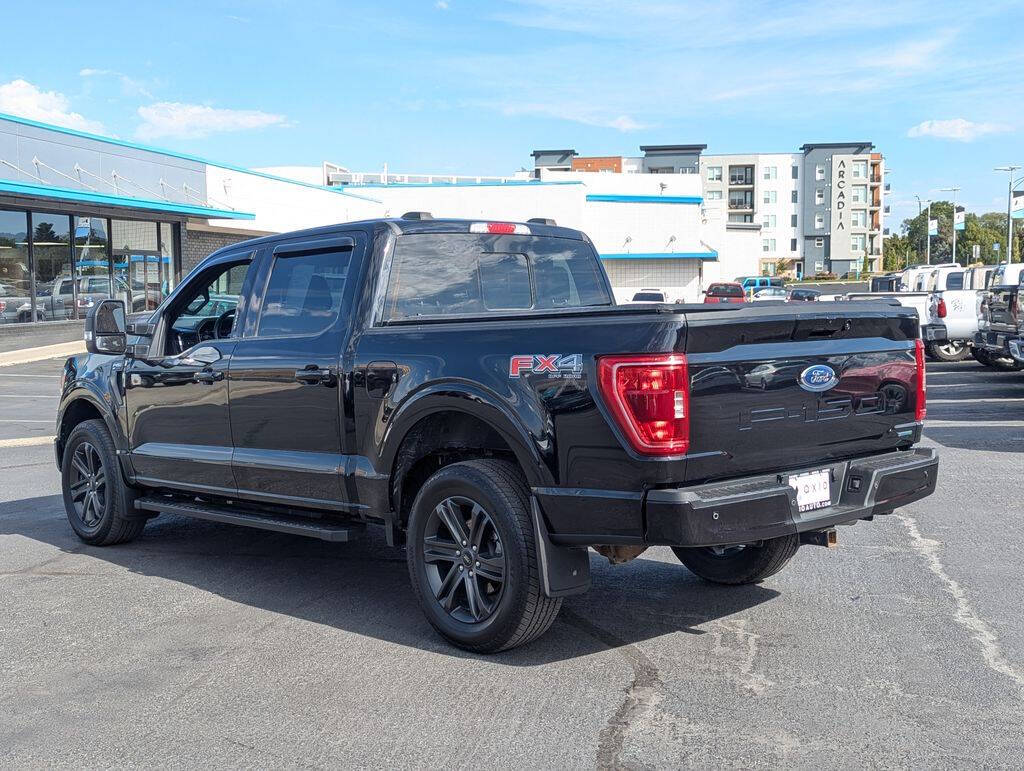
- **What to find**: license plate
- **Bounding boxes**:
[997,335,1005,347]
[788,470,831,513]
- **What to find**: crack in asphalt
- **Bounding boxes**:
[898,512,1024,698]
[560,608,662,770]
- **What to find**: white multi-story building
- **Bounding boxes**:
[536,142,886,279]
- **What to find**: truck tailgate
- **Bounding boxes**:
[682,304,921,483]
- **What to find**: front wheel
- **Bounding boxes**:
[672,535,799,585]
[406,459,561,653]
[61,419,146,546]
[926,341,970,362]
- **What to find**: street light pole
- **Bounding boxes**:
[995,166,1021,263]
[940,186,960,264]
[926,200,932,265]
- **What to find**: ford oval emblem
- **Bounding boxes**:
[799,364,839,392]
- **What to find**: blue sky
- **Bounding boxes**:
[1,0,1022,226]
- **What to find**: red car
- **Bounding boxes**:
[703,282,745,304]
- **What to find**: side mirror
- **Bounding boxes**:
[84,299,127,355]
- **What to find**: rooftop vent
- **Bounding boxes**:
[401,211,433,220]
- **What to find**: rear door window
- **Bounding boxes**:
[257,249,350,336]
[384,233,611,320]
[945,271,964,290]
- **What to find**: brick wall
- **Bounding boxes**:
[181,229,255,276]
[572,156,623,173]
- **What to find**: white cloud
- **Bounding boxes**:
[907,118,1011,142]
[435,0,449,8]
[0,79,104,133]
[497,100,648,131]
[135,102,290,140]
[79,68,154,99]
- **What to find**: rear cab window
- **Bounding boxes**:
[383,233,612,320]
[707,284,743,298]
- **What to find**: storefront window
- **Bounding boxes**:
[159,223,175,297]
[112,219,159,313]
[0,210,31,323]
[73,216,111,319]
[31,212,73,322]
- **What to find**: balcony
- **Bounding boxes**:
[728,201,754,211]
[728,165,754,187]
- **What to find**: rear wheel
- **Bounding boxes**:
[926,341,970,362]
[61,419,145,546]
[406,459,561,653]
[672,535,799,585]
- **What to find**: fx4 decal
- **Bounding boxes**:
[509,354,584,379]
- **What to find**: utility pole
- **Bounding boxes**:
[940,186,960,264]
[995,166,1021,263]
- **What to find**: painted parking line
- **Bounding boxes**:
[925,420,1024,428]
[0,373,61,379]
[0,394,57,398]
[0,419,53,424]
[928,398,1024,404]
[0,436,55,448]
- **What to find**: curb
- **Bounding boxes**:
[0,341,86,368]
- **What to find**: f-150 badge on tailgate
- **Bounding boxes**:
[509,354,583,378]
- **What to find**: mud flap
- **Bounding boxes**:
[531,497,591,598]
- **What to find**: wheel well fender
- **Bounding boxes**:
[383,384,554,524]
[56,391,124,465]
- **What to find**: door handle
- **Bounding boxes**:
[294,365,336,386]
[194,370,225,384]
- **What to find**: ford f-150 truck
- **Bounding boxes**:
[55,217,938,652]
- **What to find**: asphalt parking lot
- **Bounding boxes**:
[2,356,1023,768]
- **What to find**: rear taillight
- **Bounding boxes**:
[597,354,689,456]
[914,339,926,422]
[935,298,947,318]
[0,300,6,313]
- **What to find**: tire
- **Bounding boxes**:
[61,419,146,546]
[671,535,799,585]
[406,459,561,653]
[926,341,970,362]
[972,347,995,366]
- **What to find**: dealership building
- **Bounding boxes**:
[1,111,879,345]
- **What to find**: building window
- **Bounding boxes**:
[791,165,799,179]
[705,190,723,200]
[762,190,776,204]
[790,238,798,252]
[763,166,777,180]
[790,214,798,227]
[851,233,866,253]
[649,166,674,174]
[852,161,868,179]
[791,190,798,203]
[815,237,824,248]
[728,214,753,223]
[706,166,722,181]
[851,210,867,228]
[815,188,825,205]
[852,185,867,203]
[762,238,776,252]
[814,212,825,229]
[762,214,776,228]
[0,210,31,324]
[815,164,825,181]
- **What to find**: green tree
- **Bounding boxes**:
[901,205,1021,265]
[32,222,58,243]
[883,233,912,271]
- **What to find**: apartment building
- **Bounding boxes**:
[543,142,886,278]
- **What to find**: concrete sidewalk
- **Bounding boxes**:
[0,341,85,367]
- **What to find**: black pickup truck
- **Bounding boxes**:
[56,216,938,652]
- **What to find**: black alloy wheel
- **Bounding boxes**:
[67,441,107,531]
[422,496,507,624]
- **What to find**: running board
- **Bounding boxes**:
[134,497,364,542]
